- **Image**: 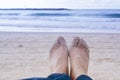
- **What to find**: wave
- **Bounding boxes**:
[78,13,120,18]
[29,13,72,16]
[1,13,120,18]
[29,12,120,18]
[0,13,19,16]
[103,13,120,18]
[0,9,120,18]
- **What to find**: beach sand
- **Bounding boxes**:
[0,32,120,80]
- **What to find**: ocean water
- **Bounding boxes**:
[0,9,120,33]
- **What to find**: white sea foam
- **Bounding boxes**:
[0,26,120,33]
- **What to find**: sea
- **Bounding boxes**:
[0,8,120,33]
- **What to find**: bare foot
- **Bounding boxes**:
[69,37,89,80]
[49,36,68,74]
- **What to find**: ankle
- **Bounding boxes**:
[52,66,68,74]
[71,69,87,79]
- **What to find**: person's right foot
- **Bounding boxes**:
[69,37,89,80]
[49,36,68,74]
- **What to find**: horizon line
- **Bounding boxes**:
[0,8,119,10]
[0,8,71,10]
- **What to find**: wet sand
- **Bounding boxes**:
[0,32,120,80]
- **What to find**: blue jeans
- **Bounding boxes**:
[22,73,92,80]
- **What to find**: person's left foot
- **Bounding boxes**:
[69,37,89,80]
[49,36,68,74]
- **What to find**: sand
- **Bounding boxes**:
[0,32,120,80]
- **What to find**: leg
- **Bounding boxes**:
[49,36,68,74]
[48,36,71,80]
[69,37,90,80]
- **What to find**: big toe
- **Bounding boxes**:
[50,36,66,53]
[57,36,66,45]
[72,37,80,46]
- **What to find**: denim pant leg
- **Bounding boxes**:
[22,77,50,80]
[21,73,71,80]
[76,75,92,80]
[47,73,71,80]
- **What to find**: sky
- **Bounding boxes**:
[0,0,120,9]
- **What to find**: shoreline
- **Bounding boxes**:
[0,31,120,34]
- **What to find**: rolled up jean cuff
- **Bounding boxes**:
[76,75,92,80]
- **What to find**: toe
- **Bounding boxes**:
[78,38,87,48]
[78,38,84,48]
[72,37,80,46]
[50,36,66,53]
[78,38,89,53]
[57,36,66,45]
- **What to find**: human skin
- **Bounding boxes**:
[69,37,89,80]
[49,36,68,74]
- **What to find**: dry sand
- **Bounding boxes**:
[0,32,120,80]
